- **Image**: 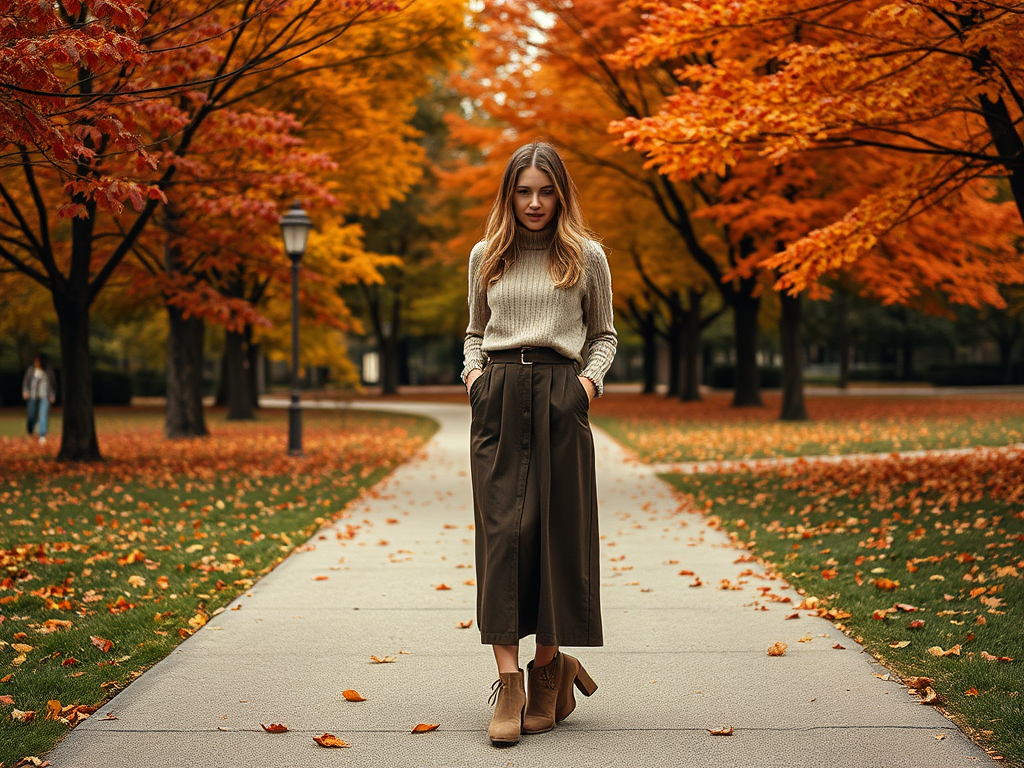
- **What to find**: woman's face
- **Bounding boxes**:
[513,166,557,231]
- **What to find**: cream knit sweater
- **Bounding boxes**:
[462,226,617,395]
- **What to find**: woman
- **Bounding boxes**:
[462,141,616,746]
[22,353,57,444]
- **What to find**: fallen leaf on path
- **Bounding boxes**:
[434,584,451,591]
[260,723,289,733]
[90,636,113,653]
[785,612,800,620]
[920,687,943,705]
[935,733,947,740]
[707,726,733,735]
[832,643,845,650]
[456,620,473,629]
[371,655,396,664]
[313,733,350,748]
[678,569,695,576]
[411,723,439,733]
[99,712,118,721]
[767,642,787,657]
[313,576,329,581]
[15,757,48,767]
[690,578,703,587]
[342,690,366,702]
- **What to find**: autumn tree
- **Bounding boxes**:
[0,0,464,458]
[612,0,1024,305]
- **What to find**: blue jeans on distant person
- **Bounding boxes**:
[27,397,50,437]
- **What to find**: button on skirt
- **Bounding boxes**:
[468,360,603,647]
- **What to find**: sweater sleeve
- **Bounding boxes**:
[579,241,617,397]
[461,241,489,384]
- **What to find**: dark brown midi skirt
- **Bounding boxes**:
[468,348,603,647]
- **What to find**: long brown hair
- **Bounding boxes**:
[479,141,595,289]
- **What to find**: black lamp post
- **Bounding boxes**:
[280,200,312,456]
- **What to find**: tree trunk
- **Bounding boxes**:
[732,293,764,407]
[53,291,101,461]
[378,289,402,395]
[247,334,261,410]
[679,291,703,402]
[664,293,683,398]
[224,327,254,420]
[214,352,228,406]
[166,304,208,438]
[779,292,809,421]
[837,289,850,389]
[642,318,658,394]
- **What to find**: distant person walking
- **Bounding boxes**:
[462,141,616,746]
[22,353,57,444]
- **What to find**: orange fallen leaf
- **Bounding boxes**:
[456,620,473,629]
[11,709,36,722]
[434,584,451,591]
[927,644,961,657]
[873,578,900,591]
[832,643,846,650]
[44,700,63,721]
[16,755,48,766]
[313,733,350,748]
[411,723,440,733]
[821,569,838,580]
[889,640,911,649]
[371,655,396,664]
[260,723,289,733]
[314,576,329,581]
[678,569,695,576]
[0,695,13,704]
[965,688,979,697]
[690,578,703,587]
[909,619,925,629]
[90,636,113,653]
[342,690,366,702]
[707,725,734,735]
[767,642,787,657]
[784,612,800,620]
[905,676,934,690]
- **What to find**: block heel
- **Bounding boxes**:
[573,663,598,697]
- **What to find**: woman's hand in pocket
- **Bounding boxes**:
[466,369,483,395]
[578,376,596,401]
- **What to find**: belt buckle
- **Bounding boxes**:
[520,347,533,365]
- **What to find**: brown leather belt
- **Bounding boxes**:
[487,347,575,365]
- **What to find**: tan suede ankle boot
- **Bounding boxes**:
[555,653,598,723]
[522,653,562,734]
[487,670,526,746]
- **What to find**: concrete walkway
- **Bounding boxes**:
[48,402,998,767]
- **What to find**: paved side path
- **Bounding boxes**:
[48,403,997,768]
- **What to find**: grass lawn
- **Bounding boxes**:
[590,392,1024,463]
[0,406,436,766]
[662,447,1024,766]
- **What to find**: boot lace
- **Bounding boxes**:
[488,677,505,707]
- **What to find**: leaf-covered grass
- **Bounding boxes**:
[590,392,1024,463]
[662,447,1024,766]
[0,407,436,766]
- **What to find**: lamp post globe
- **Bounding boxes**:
[280,201,312,456]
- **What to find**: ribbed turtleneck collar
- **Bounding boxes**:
[517,223,556,251]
